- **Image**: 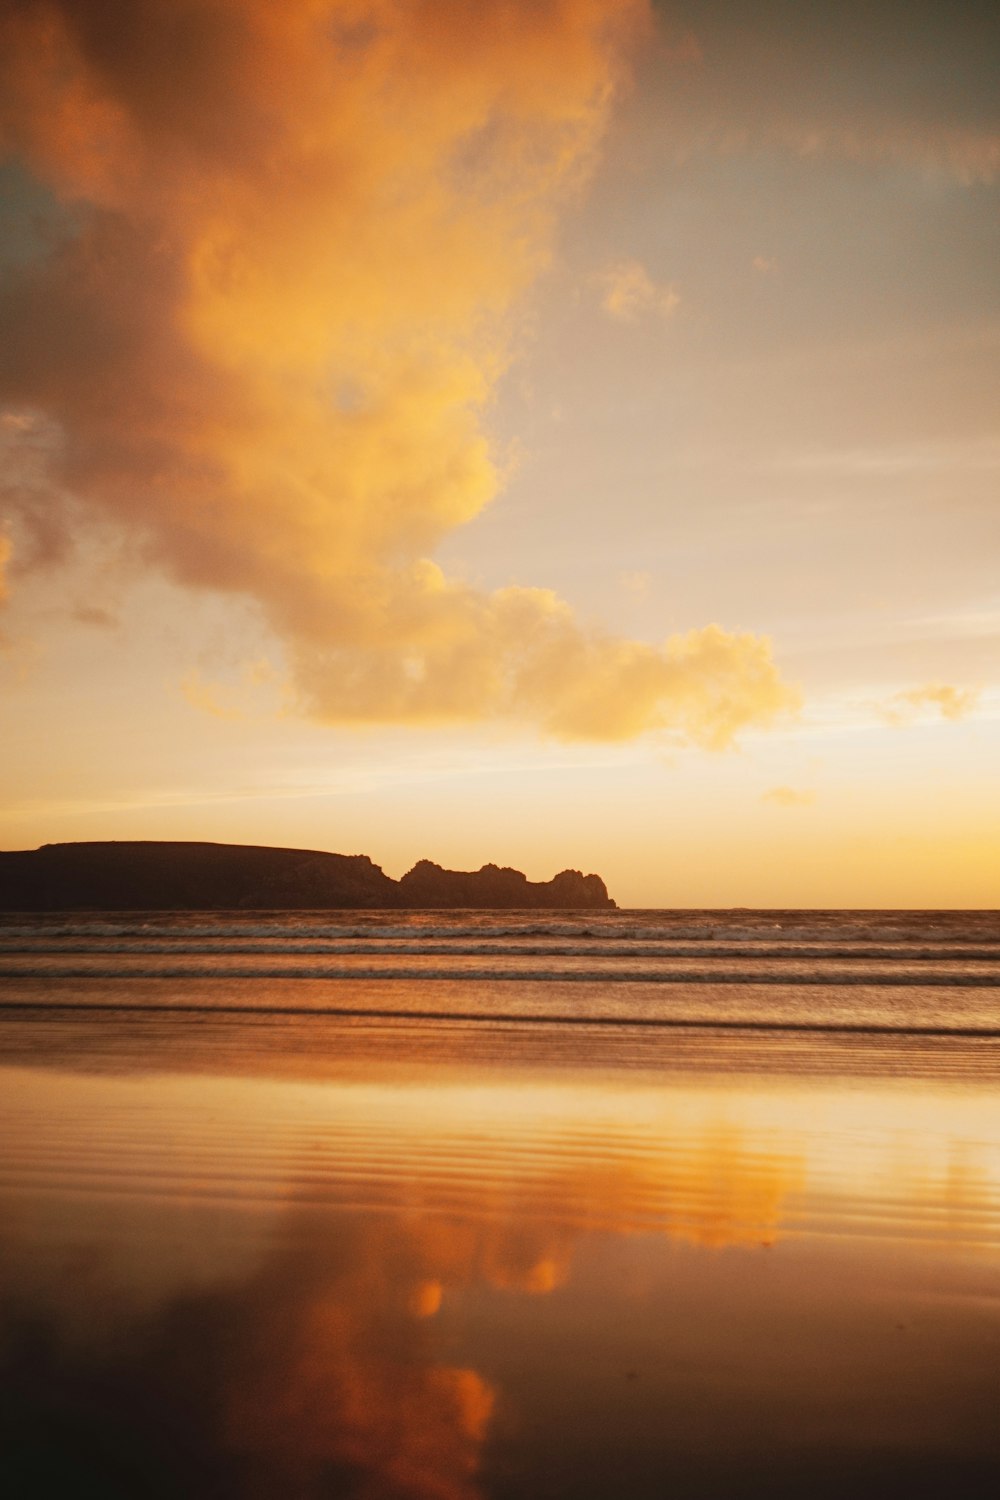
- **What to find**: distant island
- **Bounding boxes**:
[0,841,616,911]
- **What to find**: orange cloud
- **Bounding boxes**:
[0,0,797,743]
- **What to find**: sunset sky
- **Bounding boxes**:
[1,0,997,907]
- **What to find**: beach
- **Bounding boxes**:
[2,909,999,1498]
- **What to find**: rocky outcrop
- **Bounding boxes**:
[0,841,616,911]
[397,860,615,910]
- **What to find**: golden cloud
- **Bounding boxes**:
[0,0,797,743]
[879,683,981,726]
[761,785,816,807]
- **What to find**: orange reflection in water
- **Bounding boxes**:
[221,1216,495,1500]
[3,1058,1000,1497]
[216,1133,802,1494]
[0,1063,809,1497]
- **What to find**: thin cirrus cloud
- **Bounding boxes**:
[651,0,1000,182]
[0,0,797,746]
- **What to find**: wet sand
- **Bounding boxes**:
[2,1008,999,1499]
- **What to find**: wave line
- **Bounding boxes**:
[2,998,999,1036]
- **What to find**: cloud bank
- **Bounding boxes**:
[0,0,797,744]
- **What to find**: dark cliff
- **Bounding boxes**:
[0,841,616,911]
[397,860,614,910]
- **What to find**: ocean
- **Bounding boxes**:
[2,908,999,1497]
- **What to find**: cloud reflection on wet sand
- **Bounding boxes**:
[1,1045,999,1498]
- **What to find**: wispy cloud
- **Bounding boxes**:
[774,438,1000,476]
[878,683,981,726]
[761,785,816,808]
[905,606,1000,642]
[71,602,117,628]
[619,569,651,597]
[646,2,1000,184]
[180,659,287,724]
[770,121,1000,184]
[598,260,680,322]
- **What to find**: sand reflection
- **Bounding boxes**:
[0,1154,799,1499]
[0,1064,808,1495]
[2,1056,1000,1497]
[197,1119,799,1492]
[219,1213,496,1500]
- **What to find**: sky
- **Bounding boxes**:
[0,0,997,907]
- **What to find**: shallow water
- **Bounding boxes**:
[1,910,999,1498]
